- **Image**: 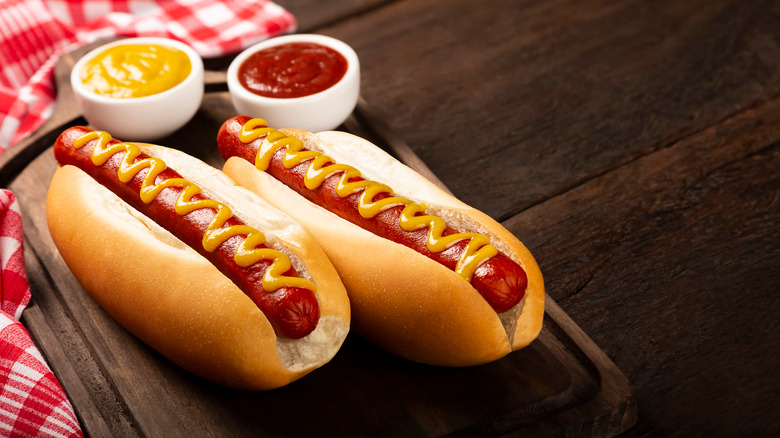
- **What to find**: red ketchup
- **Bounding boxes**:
[238,42,348,99]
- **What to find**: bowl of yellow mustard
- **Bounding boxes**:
[71,37,204,141]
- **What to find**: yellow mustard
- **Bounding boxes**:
[73,130,316,294]
[81,44,192,98]
[238,118,500,282]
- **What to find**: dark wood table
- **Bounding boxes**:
[1,0,778,436]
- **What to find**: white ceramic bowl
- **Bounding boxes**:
[71,37,204,141]
[227,34,360,132]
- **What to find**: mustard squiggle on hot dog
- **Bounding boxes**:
[73,130,316,293]
[237,118,499,282]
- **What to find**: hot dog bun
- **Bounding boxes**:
[46,143,350,390]
[221,128,544,366]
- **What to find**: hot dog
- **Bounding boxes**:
[217,116,545,366]
[47,126,350,390]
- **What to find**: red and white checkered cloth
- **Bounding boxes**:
[0,2,297,436]
[0,0,297,153]
[1,190,82,437]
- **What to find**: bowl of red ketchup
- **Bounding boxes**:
[227,34,360,132]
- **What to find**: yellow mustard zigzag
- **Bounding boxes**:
[238,118,498,281]
[74,130,315,293]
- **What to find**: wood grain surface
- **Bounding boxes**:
[1,0,778,436]
[8,89,634,437]
[286,0,779,435]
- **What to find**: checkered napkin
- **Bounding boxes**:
[0,0,297,153]
[0,1,297,435]
[1,190,82,437]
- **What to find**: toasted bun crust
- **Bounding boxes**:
[46,145,350,390]
[221,128,544,366]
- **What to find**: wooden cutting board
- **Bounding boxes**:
[0,41,636,437]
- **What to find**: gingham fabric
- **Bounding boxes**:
[0,316,82,438]
[1,189,82,437]
[0,190,28,321]
[0,2,296,435]
[0,0,296,153]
